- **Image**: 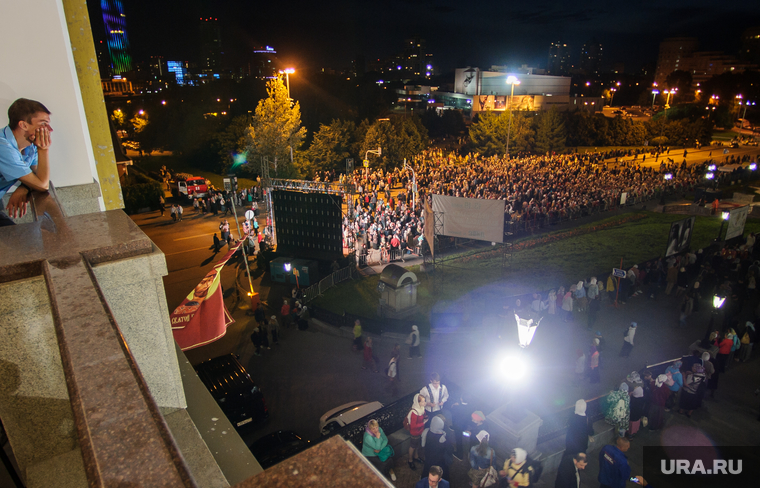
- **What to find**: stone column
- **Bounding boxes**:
[61,0,124,211]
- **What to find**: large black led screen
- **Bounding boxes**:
[272,190,343,261]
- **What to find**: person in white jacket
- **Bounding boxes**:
[620,322,637,357]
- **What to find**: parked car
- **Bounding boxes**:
[319,401,383,436]
[249,430,310,469]
[194,354,268,432]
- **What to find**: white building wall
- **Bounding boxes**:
[0,0,103,208]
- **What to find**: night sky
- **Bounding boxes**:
[123,0,759,73]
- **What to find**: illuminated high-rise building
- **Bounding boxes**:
[101,0,133,75]
[547,41,571,75]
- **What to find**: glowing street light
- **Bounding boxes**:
[651,90,659,108]
[702,293,726,347]
[505,76,521,158]
[279,68,295,99]
[514,313,540,348]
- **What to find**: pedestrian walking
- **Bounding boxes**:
[280,299,290,328]
[386,348,399,396]
[177,204,183,221]
[588,339,601,384]
[212,233,221,253]
[353,320,364,351]
[597,437,631,488]
[407,325,422,358]
[170,204,177,222]
[619,322,636,357]
[269,315,280,345]
[159,195,165,216]
[363,337,378,372]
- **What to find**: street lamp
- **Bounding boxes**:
[514,313,540,348]
[702,294,726,348]
[651,90,659,108]
[664,88,677,109]
[609,87,617,107]
[505,75,520,158]
[279,68,295,99]
[717,210,730,241]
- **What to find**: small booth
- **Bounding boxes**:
[377,264,419,318]
[270,257,320,287]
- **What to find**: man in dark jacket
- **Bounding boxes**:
[555,452,587,488]
[598,437,631,488]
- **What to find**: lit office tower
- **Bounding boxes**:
[101,0,133,76]
[547,41,571,75]
[200,17,223,71]
[654,37,698,86]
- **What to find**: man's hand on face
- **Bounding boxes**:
[6,186,29,218]
[33,127,52,151]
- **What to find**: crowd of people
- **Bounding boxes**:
[337,149,711,260]
[346,223,759,487]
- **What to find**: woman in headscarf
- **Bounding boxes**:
[679,363,707,418]
[499,447,532,487]
[619,322,637,357]
[664,361,683,411]
[422,415,453,482]
[407,394,426,470]
[565,399,594,455]
[702,351,718,398]
[547,289,557,315]
[649,374,671,431]
[362,337,378,372]
[629,386,646,438]
[361,419,396,481]
[574,280,587,312]
[588,339,601,384]
[604,383,630,437]
[562,286,574,322]
[468,430,495,488]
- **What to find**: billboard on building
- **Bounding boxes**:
[431,195,505,243]
[726,206,750,240]
[472,94,535,112]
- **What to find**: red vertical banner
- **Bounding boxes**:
[170,241,243,350]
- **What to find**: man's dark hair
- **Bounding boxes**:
[430,372,440,382]
[8,98,50,129]
[429,465,443,478]
[573,452,587,462]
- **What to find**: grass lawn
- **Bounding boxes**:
[712,131,739,141]
[312,212,760,326]
[133,155,258,189]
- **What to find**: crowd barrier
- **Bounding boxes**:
[301,265,358,303]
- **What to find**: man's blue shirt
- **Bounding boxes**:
[0,125,37,199]
[598,444,631,488]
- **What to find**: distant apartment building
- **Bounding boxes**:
[199,17,223,72]
[740,26,760,65]
[655,36,758,86]
[547,41,571,75]
[654,37,699,85]
[579,40,603,75]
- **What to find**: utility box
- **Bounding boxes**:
[378,264,419,318]
[269,257,320,287]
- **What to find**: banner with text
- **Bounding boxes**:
[170,242,241,350]
[432,195,505,243]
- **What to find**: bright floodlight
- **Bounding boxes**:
[750,163,757,171]
[722,211,730,221]
[284,262,292,272]
[280,68,295,74]
[498,354,528,381]
[706,173,715,179]
[713,295,726,309]
[664,173,673,180]
[515,314,539,348]
[708,164,717,171]
[506,76,520,85]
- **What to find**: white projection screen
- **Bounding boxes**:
[725,206,750,240]
[432,195,506,243]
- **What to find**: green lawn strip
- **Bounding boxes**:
[133,156,257,189]
[312,212,760,326]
